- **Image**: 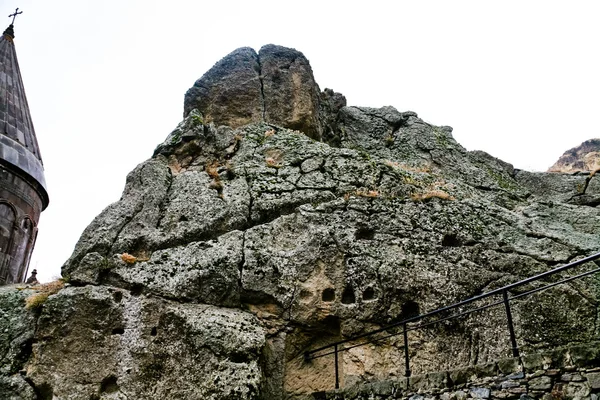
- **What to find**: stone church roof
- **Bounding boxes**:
[0,23,48,208]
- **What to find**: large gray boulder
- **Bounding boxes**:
[2,45,600,399]
[183,45,344,141]
[259,44,323,140]
[184,47,263,129]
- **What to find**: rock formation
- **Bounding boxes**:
[548,138,600,174]
[183,45,344,141]
[1,45,600,399]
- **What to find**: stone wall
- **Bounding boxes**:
[0,163,42,284]
[306,342,600,400]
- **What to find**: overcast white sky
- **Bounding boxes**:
[3,0,599,282]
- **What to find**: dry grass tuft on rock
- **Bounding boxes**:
[25,280,65,310]
[205,161,226,198]
[265,157,282,168]
[356,189,379,198]
[205,161,221,180]
[121,253,138,264]
[121,253,149,264]
[343,189,381,201]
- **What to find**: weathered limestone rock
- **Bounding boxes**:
[0,375,35,400]
[259,44,323,140]
[0,286,36,400]
[319,88,347,144]
[25,285,264,399]
[108,231,244,306]
[184,45,344,141]
[183,47,263,128]
[3,45,600,399]
[0,287,35,376]
[62,157,172,280]
[62,113,600,396]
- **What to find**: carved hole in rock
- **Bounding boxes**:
[34,382,53,400]
[222,156,235,174]
[229,352,251,364]
[240,288,279,305]
[97,268,110,284]
[100,375,119,394]
[179,215,189,222]
[320,315,341,334]
[355,228,375,240]
[442,233,461,247]
[321,288,335,302]
[130,283,144,296]
[362,287,376,301]
[341,285,356,304]
[112,327,125,335]
[15,338,33,367]
[112,291,123,303]
[299,288,312,299]
[400,301,420,319]
[151,327,158,336]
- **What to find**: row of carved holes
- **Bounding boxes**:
[322,287,421,318]
[321,286,377,304]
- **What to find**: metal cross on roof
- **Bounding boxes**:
[8,8,23,25]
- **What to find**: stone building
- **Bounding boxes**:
[0,23,48,284]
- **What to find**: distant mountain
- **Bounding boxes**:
[548,139,600,173]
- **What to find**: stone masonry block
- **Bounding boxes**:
[529,376,552,391]
[586,372,600,389]
[497,358,520,375]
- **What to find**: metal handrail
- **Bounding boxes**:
[304,251,600,389]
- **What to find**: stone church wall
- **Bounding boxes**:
[0,163,41,283]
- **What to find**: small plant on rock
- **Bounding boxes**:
[205,161,225,198]
[190,112,204,126]
[121,253,137,264]
[265,157,281,168]
[25,280,65,310]
[205,161,220,180]
[356,189,379,198]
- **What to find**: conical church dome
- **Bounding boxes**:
[0,18,48,285]
[0,23,48,205]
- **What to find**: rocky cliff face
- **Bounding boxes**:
[183,45,345,141]
[1,45,600,400]
[548,139,600,174]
